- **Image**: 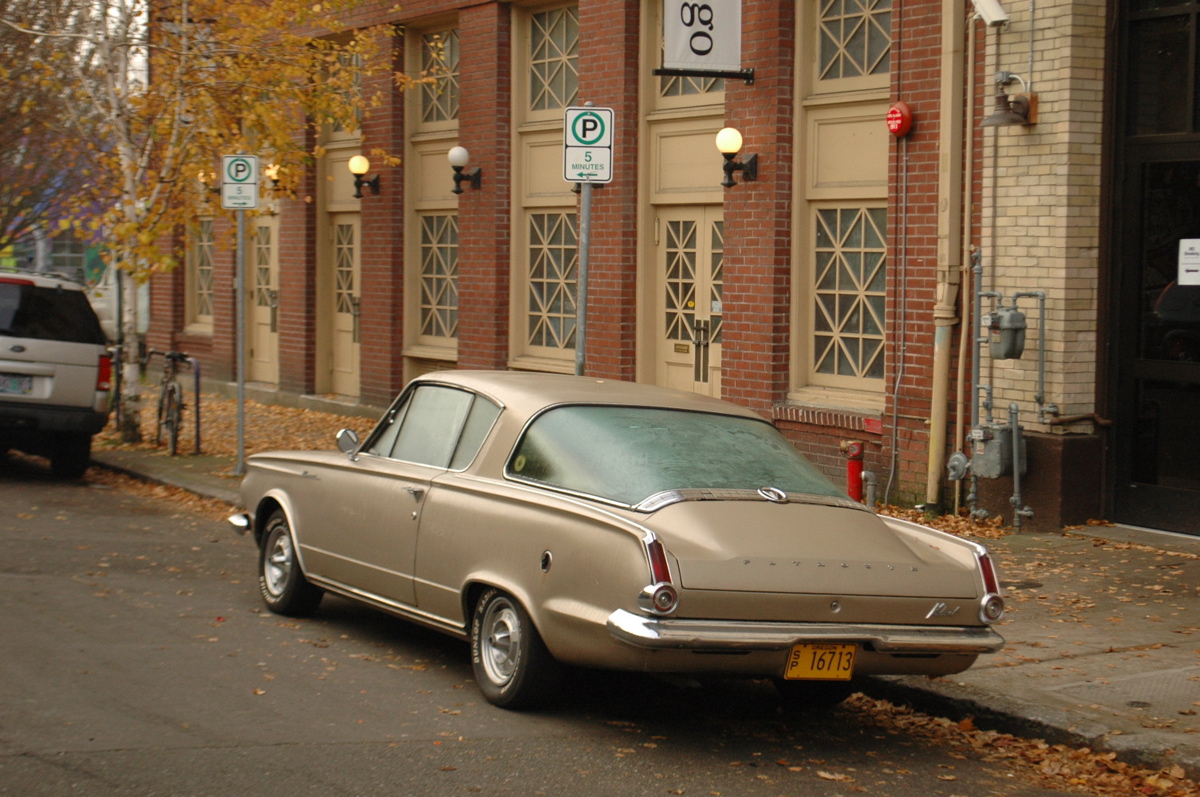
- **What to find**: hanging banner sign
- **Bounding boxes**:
[662,0,742,73]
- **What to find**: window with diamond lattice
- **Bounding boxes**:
[665,220,724,344]
[190,219,214,323]
[812,207,886,381]
[254,225,273,308]
[420,214,458,339]
[335,223,356,314]
[421,30,459,124]
[527,213,577,349]
[529,6,578,112]
[660,74,724,98]
[818,0,891,82]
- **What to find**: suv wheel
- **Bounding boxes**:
[51,434,92,479]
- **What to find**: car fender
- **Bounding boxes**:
[417,476,660,659]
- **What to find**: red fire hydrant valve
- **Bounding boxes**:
[842,441,865,502]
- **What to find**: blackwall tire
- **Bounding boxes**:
[258,510,322,617]
[774,679,856,712]
[470,587,560,709]
[50,434,92,479]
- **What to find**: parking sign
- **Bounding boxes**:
[564,107,614,183]
[221,155,259,209]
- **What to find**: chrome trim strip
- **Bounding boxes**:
[306,575,467,640]
[606,609,1005,655]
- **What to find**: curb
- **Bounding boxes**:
[860,675,1200,780]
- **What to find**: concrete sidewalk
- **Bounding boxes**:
[90,444,1200,779]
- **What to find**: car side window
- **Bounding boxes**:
[388,386,473,467]
[449,397,501,470]
[363,385,500,469]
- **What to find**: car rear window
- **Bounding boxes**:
[0,281,107,344]
[508,405,846,506]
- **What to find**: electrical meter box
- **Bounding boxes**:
[969,422,1027,479]
[987,307,1027,360]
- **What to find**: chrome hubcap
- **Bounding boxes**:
[480,598,520,686]
[265,531,293,597]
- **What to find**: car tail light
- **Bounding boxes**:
[0,277,35,286]
[96,354,113,392]
[977,552,1005,623]
[647,539,672,584]
[637,538,678,615]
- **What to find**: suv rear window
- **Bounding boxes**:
[0,281,107,345]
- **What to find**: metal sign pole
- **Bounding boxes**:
[234,208,246,475]
[575,181,591,376]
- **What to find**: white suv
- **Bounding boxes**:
[0,272,113,477]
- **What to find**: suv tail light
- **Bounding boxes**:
[96,354,113,392]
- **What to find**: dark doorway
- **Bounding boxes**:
[1110,2,1200,534]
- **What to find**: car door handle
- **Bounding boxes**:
[406,486,425,502]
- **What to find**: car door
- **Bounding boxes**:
[298,385,478,606]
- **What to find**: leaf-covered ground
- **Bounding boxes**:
[86,391,1199,795]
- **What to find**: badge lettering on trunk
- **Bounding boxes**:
[926,602,961,619]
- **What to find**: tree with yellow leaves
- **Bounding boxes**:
[1,0,415,439]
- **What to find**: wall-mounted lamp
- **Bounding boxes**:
[264,163,282,188]
[448,146,482,194]
[715,127,758,188]
[980,72,1037,127]
[348,155,380,198]
[197,170,219,194]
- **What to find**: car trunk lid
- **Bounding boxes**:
[649,500,978,599]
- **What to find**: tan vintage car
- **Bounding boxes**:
[230,371,1005,709]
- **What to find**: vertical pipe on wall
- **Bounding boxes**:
[954,17,979,514]
[925,0,968,509]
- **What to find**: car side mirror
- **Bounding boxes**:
[336,428,360,456]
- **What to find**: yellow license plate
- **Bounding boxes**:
[784,643,856,681]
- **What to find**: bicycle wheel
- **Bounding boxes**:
[164,381,183,456]
[155,382,169,446]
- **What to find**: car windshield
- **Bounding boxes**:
[0,282,107,344]
[507,405,846,506]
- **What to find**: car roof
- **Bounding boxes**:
[0,272,87,291]
[410,370,764,421]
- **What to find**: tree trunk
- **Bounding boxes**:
[117,268,143,443]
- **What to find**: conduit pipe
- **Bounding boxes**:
[925,0,968,509]
[954,18,979,514]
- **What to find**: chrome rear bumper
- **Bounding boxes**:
[607,609,1005,655]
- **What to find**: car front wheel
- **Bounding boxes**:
[471,588,560,709]
[258,510,322,616]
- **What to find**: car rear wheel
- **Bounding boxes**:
[258,510,322,616]
[774,678,857,711]
[51,434,92,479]
[471,588,560,709]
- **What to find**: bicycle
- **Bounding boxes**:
[144,349,191,455]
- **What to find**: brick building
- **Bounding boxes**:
[146,1,1200,537]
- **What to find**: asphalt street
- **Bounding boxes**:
[1,454,1081,797]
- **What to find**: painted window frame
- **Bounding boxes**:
[185,217,215,334]
[791,0,891,402]
[510,2,580,373]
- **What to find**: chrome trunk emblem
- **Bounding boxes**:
[757,486,788,503]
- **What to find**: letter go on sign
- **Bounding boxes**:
[662,0,742,73]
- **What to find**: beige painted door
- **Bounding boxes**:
[656,206,723,397]
[330,213,361,397]
[248,218,279,384]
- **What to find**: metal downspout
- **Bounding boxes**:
[954,16,979,514]
[926,0,967,509]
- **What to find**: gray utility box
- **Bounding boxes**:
[970,422,1027,479]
